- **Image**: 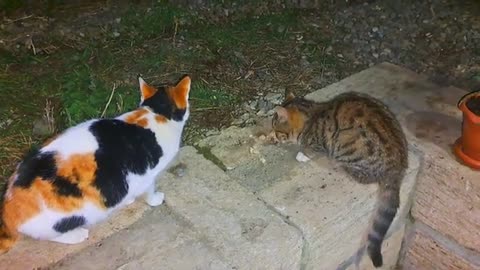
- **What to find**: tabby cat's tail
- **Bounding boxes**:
[366,184,400,267]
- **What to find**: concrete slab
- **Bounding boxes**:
[198,62,470,269]
[0,62,470,270]
[1,190,152,270]
[46,146,303,270]
[200,126,420,270]
[49,206,231,270]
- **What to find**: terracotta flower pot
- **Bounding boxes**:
[454,90,480,170]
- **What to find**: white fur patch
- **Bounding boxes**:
[41,120,99,157]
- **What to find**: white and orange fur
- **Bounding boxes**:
[0,75,191,253]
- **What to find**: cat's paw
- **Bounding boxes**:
[51,228,89,244]
[146,192,164,207]
[125,198,135,205]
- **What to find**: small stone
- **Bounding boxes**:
[256,110,266,116]
[249,100,258,110]
[113,31,120,38]
[372,27,379,32]
[296,152,311,163]
[115,18,121,23]
[372,53,379,58]
[264,93,282,105]
[241,113,250,121]
[32,118,53,136]
[79,32,85,37]
[168,162,187,177]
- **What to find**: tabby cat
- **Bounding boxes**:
[0,75,191,253]
[271,91,408,268]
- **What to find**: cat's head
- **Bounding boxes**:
[138,75,191,123]
[271,92,310,143]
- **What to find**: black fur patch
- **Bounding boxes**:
[14,150,56,188]
[142,88,186,122]
[89,119,163,207]
[367,244,383,267]
[367,233,382,246]
[53,216,86,233]
[52,176,82,197]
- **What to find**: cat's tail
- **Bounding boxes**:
[0,221,17,254]
[364,183,400,268]
[0,179,19,254]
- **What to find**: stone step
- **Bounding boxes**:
[197,125,419,270]
[196,62,473,269]
[46,146,303,270]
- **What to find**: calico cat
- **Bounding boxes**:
[271,91,408,268]
[0,75,191,253]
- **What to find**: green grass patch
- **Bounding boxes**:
[60,62,138,125]
[186,11,299,49]
[120,2,190,43]
[190,82,237,109]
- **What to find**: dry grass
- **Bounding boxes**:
[0,134,33,183]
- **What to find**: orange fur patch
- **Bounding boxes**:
[140,81,157,100]
[287,107,305,131]
[168,76,191,109]
[155,115,167,123]
[32,178,84,212]
[56,154,97,184]
[1,153,104,240]
[2,185,41,234]
[125,108,149,127]
[56,154,105,209]
[0,224,18,253]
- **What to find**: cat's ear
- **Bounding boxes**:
[139,77,157,101]
[274,106,289,122]
[171,75,191,109]
[285,91,295,102]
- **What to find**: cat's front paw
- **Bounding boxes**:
[146,192,164,207]
[125,198,135,205]
[51,228,89,244]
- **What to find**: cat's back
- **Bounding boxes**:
[332,92,405,143]
[326,92,408,168]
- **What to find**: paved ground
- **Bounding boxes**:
[0,63,469,270]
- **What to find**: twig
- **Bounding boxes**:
[192,107,221,112]
[101,83,117,118]
[4,15,33,24]
[172,17,179,45]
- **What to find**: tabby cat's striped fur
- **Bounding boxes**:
[272,92,408,268]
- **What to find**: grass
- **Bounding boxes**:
[0,1,336,183]
[190,82,237,110]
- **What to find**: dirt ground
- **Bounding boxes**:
[0,0,479,182]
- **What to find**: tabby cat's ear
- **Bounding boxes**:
[138,77,157,101]
[285,92,295,102]
[171,75,191,109]
[274,106,289,122]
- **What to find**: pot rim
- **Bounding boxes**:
[458,90,480,123]
[457,89,480,108]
